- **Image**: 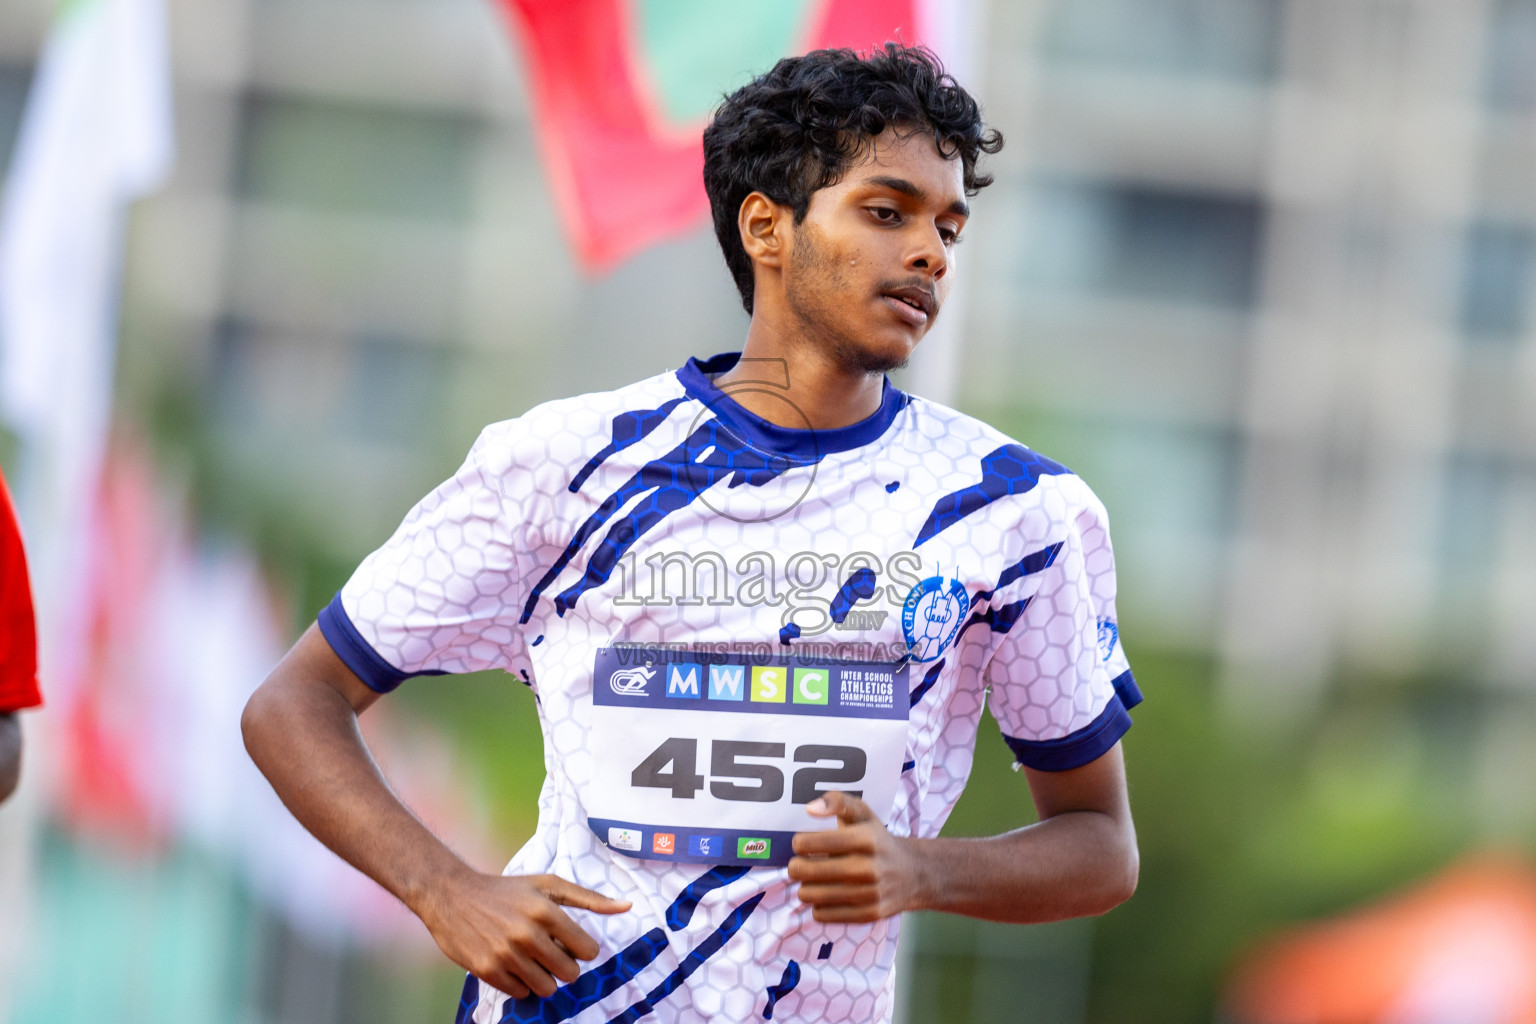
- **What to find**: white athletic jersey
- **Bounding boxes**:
[320,353,1140,1024]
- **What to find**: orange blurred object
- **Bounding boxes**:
[1224,855,1536,1024]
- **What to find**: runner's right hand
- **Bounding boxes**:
[418,870,631,999]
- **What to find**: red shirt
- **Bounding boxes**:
[0,473,40,712]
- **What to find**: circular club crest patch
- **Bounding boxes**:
[901,576,971,663]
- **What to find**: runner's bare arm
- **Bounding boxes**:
[242,624,630,998]
[788,742,1136,923]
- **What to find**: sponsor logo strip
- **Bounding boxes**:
[593,649,906,720]
[589,818,798,868]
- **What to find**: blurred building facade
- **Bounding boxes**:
[3,0,1536,1021]
[967,0,1536,710]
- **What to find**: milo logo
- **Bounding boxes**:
[737,837,770,859]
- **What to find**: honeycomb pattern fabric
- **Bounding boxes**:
[323,353,1137,1024]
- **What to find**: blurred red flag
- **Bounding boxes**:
[498,0,923,271]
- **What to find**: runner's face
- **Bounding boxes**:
[783,128,968,374]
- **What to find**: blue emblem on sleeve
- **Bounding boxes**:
[901,576,970,663]
[1097,618,1119,662]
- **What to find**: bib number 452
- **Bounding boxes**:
[630,737,866,804]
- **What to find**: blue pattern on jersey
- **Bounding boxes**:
[960,597,1033,638]
[666,865,750,931]
[913,445,1071,548]
[522,421,810,623]
[829,567,879,624]
[457,974,480,1024]
[955,540,1061,641]
[974,542,1064,603]
[568,398,687,493]
[885,480,900,493]
[497,928,669,1024]
[779,622,801,644]
[908,659,946,708]
[604,893,767,1024]
[817,942,834,960]
[762,961,802,1019]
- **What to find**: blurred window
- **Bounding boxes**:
[212,319,445,448]
[1459,221,1535,342]
[1089,422,1239,541]
[0,64,32,177]
[1021,180,1265,307]
[236,94,478,221]
[1438,452,1507,587]
[1060,419,1239,627]
[1486,0,1536,111]
[346,332,446,445]
[1041,0,1284,80]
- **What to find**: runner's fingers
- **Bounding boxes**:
[539,876,633,915]
[824,791,875,826]
[499,949,562,1000]
[484,966,531,1001]
[525,929,583,985]
[542,905,603,962]
[808,902,883,924]
[791,825,876,858]
[796,882,880,907]
[787,853,876,884]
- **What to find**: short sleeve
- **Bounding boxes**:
[984,491,1138,771]
[320,423,534,692]
[0,474,41,713]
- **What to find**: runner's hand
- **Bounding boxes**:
[418,870,630,999]
[789,791,921,923]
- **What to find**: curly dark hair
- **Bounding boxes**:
[702,43,1003,314]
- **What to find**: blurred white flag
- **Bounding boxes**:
[0,0,174,680]
[0,2,171,1016]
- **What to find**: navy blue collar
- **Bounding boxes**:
[676,352,908,460]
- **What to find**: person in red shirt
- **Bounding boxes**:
[0,471,41,803]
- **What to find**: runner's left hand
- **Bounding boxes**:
[788,791,922,923]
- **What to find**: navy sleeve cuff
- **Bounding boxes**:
[1002,694,1132,772]
[1111,669,1143,710]
[317,594,443,694]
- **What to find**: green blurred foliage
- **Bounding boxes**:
[394,671,547,855]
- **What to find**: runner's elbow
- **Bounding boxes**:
[1092,836,1139,915]
[241,676,287,767]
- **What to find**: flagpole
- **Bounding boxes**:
[895,0,984,411]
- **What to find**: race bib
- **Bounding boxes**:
[586,647,910,867]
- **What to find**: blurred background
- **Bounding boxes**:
[2,0,1535,1021]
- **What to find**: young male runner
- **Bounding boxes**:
[244,44,1141,1023]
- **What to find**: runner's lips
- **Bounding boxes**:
[881,285,936,318]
